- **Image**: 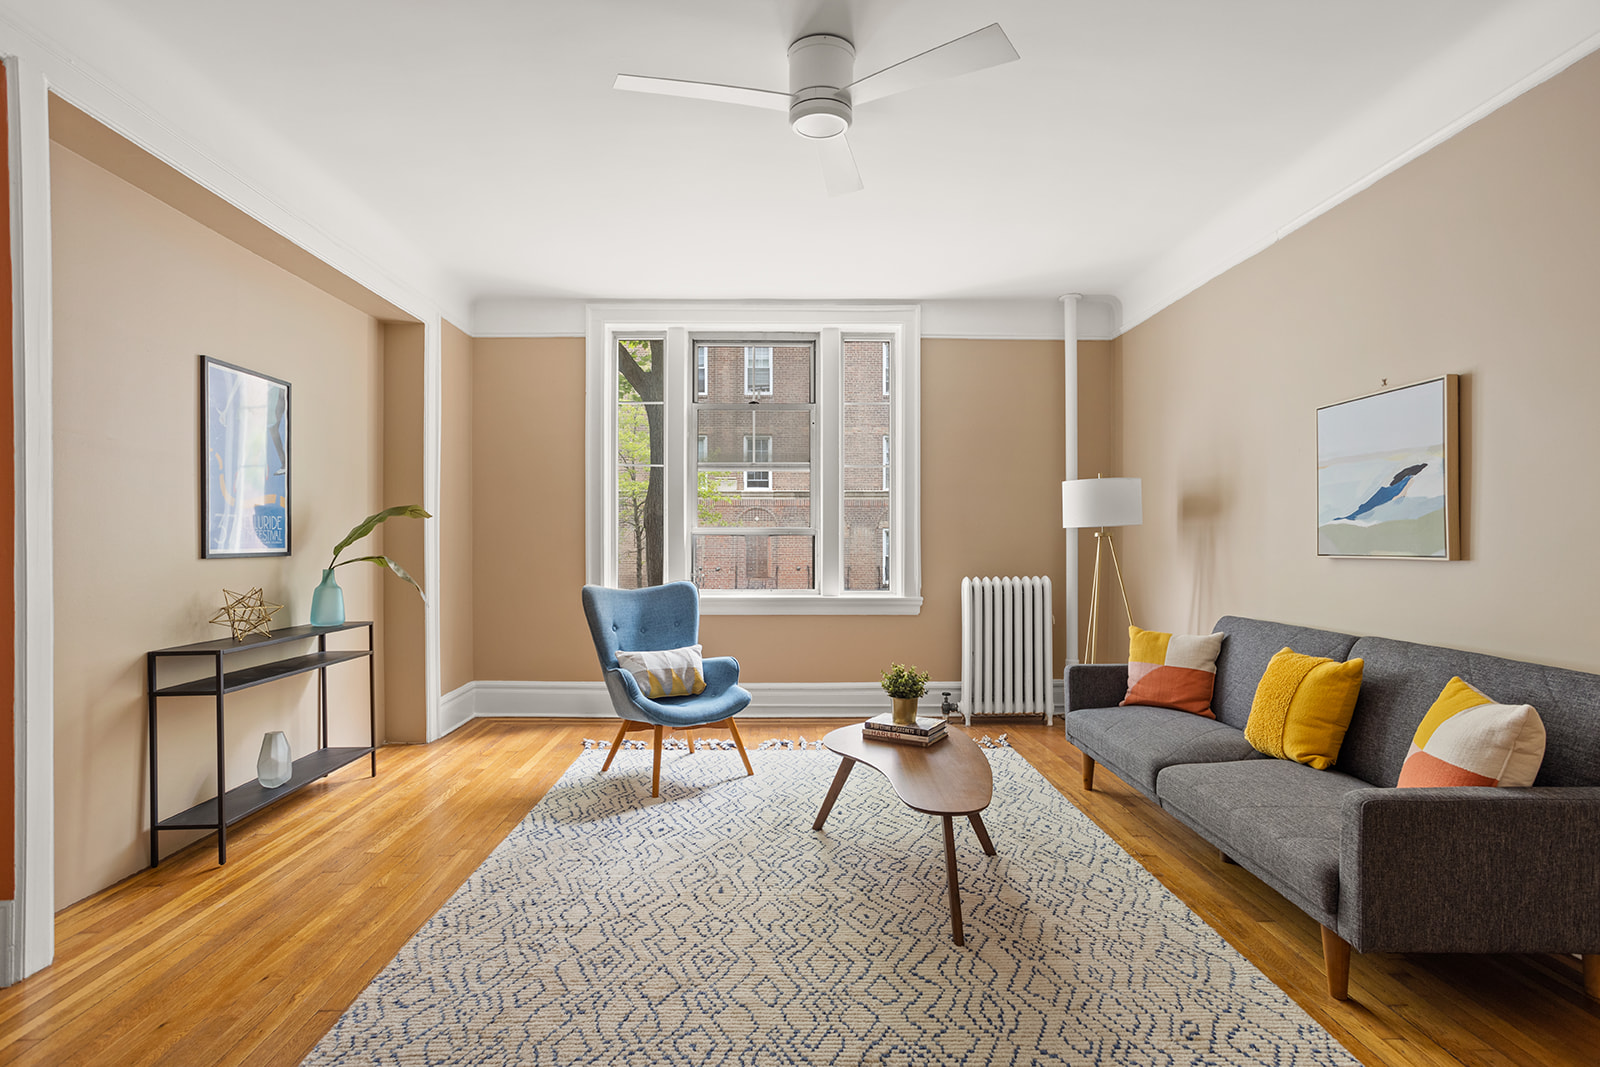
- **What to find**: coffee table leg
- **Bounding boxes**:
[812,757,856,831]
[968,812,997,856]
[943,815,964,946]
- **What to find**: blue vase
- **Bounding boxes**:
[310,568,346,627]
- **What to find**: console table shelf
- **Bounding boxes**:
[147,621,375,866]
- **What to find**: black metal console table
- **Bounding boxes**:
[147,621,375,866]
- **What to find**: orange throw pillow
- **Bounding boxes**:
[1121,626,1226,718]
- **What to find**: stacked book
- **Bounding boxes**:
[862,712,947,746]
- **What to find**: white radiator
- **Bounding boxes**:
[960,576,1055,726]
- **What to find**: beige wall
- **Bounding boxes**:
[51,143,385,906]
[382,324,427,741]
[1116,49,1600,673]
[471,336,1095,683]
[440,321,475,695]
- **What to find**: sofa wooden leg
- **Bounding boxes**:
[1081,755,1095,791]
[1584,954,1599,1000]
[1321,926,1351,1000]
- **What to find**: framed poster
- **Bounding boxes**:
[202,356,291,557]
[1316,375,1459,559]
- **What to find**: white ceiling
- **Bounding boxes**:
[8,0,1600,332]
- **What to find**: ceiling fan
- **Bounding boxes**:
[613,23,1019,196]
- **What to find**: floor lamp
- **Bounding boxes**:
[1062,476,1142,664]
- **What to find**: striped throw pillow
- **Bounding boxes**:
[615,645,707,699]
[1120,626,1226,718]
[1398,677,1545,788]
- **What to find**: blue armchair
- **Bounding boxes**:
[581,582,754,796]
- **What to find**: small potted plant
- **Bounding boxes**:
[310,504,431,626]
[880,662,931,725]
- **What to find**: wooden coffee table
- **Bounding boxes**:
[813,723,996,945]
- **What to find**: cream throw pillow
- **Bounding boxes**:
[616,645,707,698]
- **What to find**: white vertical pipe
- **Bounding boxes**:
[1061,295,1081,690]
[12,51,55,979]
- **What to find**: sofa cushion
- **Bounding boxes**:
[1157,760,1373,928]
[1066,705,1262,801]
[1210,617,1359,732]
[1344,636,1600,788]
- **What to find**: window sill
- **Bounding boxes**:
[699,594,923,616]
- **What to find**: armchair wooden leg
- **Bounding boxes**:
[651,725,664,797]
[1584,954,1599,1000]
[1321,925,1352,1000]
[1081,755,1095,791]
[726,717,754,777]
[601,721,629,772]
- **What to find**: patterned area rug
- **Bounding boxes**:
[304,747,1358,1066]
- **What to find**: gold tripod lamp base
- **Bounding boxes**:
[1062,476,1142,664]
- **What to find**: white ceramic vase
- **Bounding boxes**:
[257,730,292,788]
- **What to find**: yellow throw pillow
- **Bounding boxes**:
[1244,647,1364,770]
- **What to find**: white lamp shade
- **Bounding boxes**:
[1062,477,1142,529]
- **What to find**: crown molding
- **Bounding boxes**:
[1116,1,1600,335]
[471,296,1120,342]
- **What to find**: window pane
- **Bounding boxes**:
[844,340,889,402]
[696,408,811,465]
[696,343,813,404]
[842,400,889,491]
[695,534,815,590]
[843,497,890,591]
[617,338,666,587]
[697,470,812,527]
[617,463,662,589]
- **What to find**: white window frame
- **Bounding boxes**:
[881,527,890,589]
[744,345,773,396]
[697,434,708,462]
[881,434,890,491]
[696,347,708,396]
[882,345,891,396]
[585,304,922,615]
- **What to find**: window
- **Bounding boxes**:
[586,304,922,614]
[745,345,773,395]
[743,434,772,491]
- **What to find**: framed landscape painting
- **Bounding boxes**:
[202,356,291,558]
[1316,375,1459,559]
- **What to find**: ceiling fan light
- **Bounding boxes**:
[790,96,851,139]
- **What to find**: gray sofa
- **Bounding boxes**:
[1064,615,1600,1001]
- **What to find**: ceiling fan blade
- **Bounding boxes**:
[817,133,863,196]
[849,23,1019,106]
[613,73,789,111]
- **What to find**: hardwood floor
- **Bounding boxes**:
[1,717,1594,1065]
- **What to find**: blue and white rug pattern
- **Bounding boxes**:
[304,747,1358,1066]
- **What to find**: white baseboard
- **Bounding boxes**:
[0,900,14,987]
[443,679,1063,723]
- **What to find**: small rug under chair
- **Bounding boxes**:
[304,744,1358,1066]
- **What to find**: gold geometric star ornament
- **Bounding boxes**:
[209,587,283,642]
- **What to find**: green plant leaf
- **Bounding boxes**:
[333,554,427,603]
[328,504,430,568]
